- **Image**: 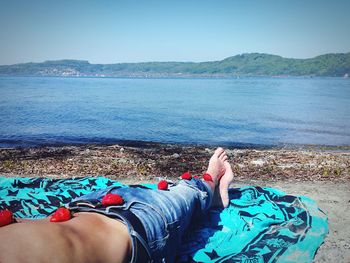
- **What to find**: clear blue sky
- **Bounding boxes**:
[0,0,349,65]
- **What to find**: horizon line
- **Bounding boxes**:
[1,51,350,67]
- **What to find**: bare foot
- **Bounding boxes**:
[219,161,234,208]
[211,161,234,208]
[206,147,227,185]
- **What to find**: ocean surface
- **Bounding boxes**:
[0,77,349,148]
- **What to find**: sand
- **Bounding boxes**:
[233,179,350,263]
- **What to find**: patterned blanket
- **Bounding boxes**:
[0,177,328,262]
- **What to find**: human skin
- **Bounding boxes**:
[0,212,131,263]
[0,148,233,263]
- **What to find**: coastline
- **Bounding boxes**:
[0,142,349,182]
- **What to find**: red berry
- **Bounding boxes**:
[101,193,124,206]
[193,175,200,179]
[203,173,213,182]
[0,209,14,227]
[181,172,192,180]
[157,180,168,190]
[50,207,71,222]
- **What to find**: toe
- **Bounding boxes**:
[219,151,227,161]
[214,147,224,157]
[221,155,228,162]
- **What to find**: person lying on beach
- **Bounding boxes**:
[0,147,234,263]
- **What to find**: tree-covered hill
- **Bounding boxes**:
[0,53,349,77]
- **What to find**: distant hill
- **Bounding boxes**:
[0,53,349,77]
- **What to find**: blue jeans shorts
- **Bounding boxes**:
[68,178,213,263]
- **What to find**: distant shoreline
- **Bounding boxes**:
[0,75,348,80]
[1,52,349,77]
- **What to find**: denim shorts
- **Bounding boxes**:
[68,178,213,263]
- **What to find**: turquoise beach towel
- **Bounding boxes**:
[0,177,328,262]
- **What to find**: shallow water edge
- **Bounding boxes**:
[1,138,349,152]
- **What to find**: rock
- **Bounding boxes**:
[117,158,128,163]
[232,149,246,157]
[172,153,180,158]
[251,159,265,166]
[120,148,125,153]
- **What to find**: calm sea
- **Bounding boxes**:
[0,77,349,148]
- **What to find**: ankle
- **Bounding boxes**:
[204,171,218,185]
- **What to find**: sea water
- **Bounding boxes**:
[0,77,349,147]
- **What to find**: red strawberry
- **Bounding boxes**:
[0,209,14,227]
[193,175,200,179]
[203,173,213,182]
[101,193,124,206]
[157,180,168,190]
[181,172,192,180]
[50,207,72,222]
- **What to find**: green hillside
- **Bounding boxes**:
[0,53,349,77]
